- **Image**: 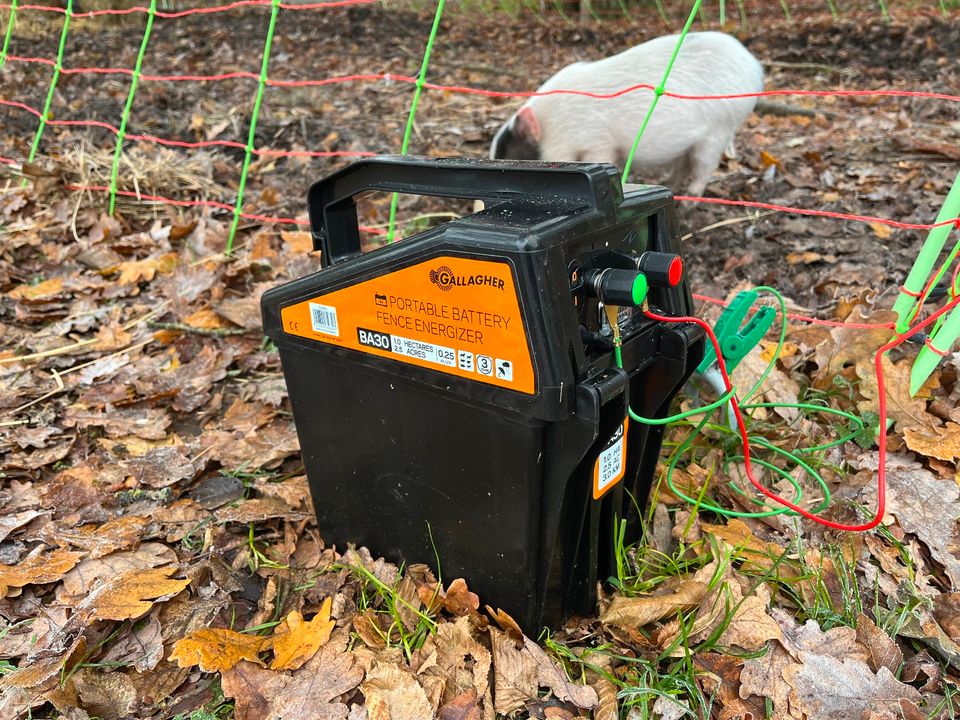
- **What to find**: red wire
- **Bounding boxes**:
[6,51,960,107]
[646,292,960,532]
[0,0,375,17]
[692,292,897,329]
[674,195,960,232]
[66,184,388,234]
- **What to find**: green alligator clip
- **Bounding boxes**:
[696,290,777,375]
[890,170,960,396]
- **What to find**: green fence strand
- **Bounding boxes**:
[621,0,701,184]
[652,0,670,26]
[226,0,281,253]
[0,0,18,70]
[109,0,157,215]
[778,0,793,22]
[26,0,72,171]
[385,0,446,244]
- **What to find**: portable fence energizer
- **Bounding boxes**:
[261,155,704,631]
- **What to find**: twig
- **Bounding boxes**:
[0,302,169,366]
[762,60,849,75]
[681,210,777,242]
[4,337,155,417]
[148,321,250,337]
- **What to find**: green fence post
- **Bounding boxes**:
[226,0,281,253]
[109,0,157,215]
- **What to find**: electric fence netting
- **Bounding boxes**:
[2,0,960,526]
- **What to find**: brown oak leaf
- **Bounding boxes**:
[170,628,270,673]
[270,597,335,671]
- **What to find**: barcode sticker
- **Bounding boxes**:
[309,302,339,336]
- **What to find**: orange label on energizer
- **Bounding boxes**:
[593,418,629,500]
[280,256,535,394]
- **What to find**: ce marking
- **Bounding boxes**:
[288,320,300,333]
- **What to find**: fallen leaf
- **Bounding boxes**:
[717,593,783,651]
[0,549,84,597]
[353,609,387,649]
[856,356,940,431]
[170,628,270,673]
[221,630,364,720]
[524,637,598,710]
[59,543,178,600]
[120,445,197,488]
[868,221,894,239]
[653,695,690,720]
[811,310,895,384]
[99,612,164,672]
[362,661,434,720]
[67,666,140,719]
[858,453,960,589]
[783,654,920,719]
[281,231,314,254]
[760,150,784,171]
[694,652,763,720]
[270,597,335,671]
[420,616,491,705]
[0,510,45,543]
[438,689,482,720]
[600,579,708,629]
[421,577,480,617]
[184,307,232,330]
[489,627,537,715]
[903,422,960,462]
[486,606,522,643]
[42,515,148,558]
[79,565,190,622]
[7,277,65,301]
[113,253,177,285]
[216,496,308,524]
[701,519,788,573]
[855,613,902,674]
[586,654,618,720]
[739,641,794,714]
[217,296,262,330]
[774,608,869,663]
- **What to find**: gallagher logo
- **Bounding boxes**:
[429,265,505,292]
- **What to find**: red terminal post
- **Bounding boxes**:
[637,252,683,288]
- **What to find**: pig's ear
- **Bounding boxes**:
[515,107,541,141]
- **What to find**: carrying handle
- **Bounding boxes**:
[307,155,621,265]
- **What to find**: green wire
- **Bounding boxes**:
[613,281,864,519]
[226,0,281,253]
[664,415,803,518]
[615,344,737,425]
[0,0,18,70]
[739,402,864,452]
[621,0,701,183]
[26,0,71,172]
[385,0,446,244]
[108,0,157,215]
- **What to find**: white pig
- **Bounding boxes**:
[489,32,764,196]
